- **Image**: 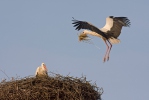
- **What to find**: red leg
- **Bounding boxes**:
[103,40,110,62]
[106,40,112,61]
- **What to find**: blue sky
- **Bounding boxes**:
[0,0,149,100]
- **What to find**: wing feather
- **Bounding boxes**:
[102,16,131,38]
[72,19,107,39]
[114,17,131,27]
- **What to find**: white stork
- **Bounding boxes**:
[72,16,131,62]
[35,63,48,77]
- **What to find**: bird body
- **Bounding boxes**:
[80,30,120,44]
[100,16,130,38]
[72,16,130,62]
[35,63,48,77]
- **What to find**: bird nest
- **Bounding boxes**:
[0,73,103,100]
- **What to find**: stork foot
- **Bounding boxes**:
[107,56,109,61]
[103,57,106,63]
[103,56,110,62]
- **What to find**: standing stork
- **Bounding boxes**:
[72,16,131,62]
[35,63,48,77]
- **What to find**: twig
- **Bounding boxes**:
[0,69,10,80]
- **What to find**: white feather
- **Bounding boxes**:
[35,63,48,77]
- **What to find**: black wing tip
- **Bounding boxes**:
[124,17,131,27]
[109,16,114,18]
[72,17,79,22]
[71,18,81,30]
[72,17,75,20]
[114,16,131,27]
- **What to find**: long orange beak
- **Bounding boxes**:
[43,65,48,71]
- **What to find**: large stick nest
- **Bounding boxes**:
[0,73,103,100]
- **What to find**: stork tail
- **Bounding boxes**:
[109,38,120,44]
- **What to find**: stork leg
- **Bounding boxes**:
[106,40,112,61]
[103,39,112,62]
[103,40,110,62]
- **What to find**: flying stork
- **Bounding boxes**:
[72,16,131,62]
[35,63,48,77]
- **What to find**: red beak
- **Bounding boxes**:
[43,65,47,71]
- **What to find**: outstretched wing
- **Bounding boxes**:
[114,17,130,27]
[102,16,131,38]
[72,18,107,39]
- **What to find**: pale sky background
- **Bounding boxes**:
[0,0,149,100]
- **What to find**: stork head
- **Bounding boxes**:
[41,63,47,71]
[78,30,91,41]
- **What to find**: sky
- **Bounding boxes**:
[0,0,149,100]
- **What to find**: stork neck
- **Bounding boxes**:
[83,30,101,37]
